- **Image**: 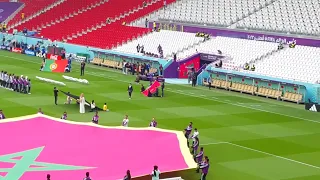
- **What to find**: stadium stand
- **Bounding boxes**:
[251,45,320,83]
[11,0,107,32]
[236,0,320,35]
[7,0,61,27]
[114,30,204,58]
[158,0,275,26]
[177,36,278,63]
[31,0,176,49]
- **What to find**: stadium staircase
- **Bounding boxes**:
[228,0,277,28]
[8,0,64,29]
[248,45,285,65]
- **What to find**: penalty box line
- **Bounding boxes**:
[201,142,320,170]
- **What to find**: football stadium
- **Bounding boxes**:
[0,0,320,180]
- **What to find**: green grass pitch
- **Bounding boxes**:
[0,50,320,180]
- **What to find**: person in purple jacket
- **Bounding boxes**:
[0,110,5,119]
[12,77,17,91]
[184,122,193,147]
[192,137,199,155]
[149,117,157,127]
[61,111,67,120]
[199,157,210,180]
[195,147,204,173]
[38,108,43,114]
[92,111,99,124]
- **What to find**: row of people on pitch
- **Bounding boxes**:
[91,113,158,128]
[184,122,210,180]
[0,71,31,94]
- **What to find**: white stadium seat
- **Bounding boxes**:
[252,46,320,83]
[158,0,273,26]
[236,0,320,35]
[113,30,203,58]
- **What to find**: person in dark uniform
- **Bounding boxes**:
[192,71,197,87]
[53,87,59,105]
[46,174,51,180]
[124,170,131,180]
[128,83,133,99]
[83,172,91,180]
[161,82,165,97]
[80,61,86,76]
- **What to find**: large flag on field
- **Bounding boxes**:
[142,81,161,97]
[43,59,68,73]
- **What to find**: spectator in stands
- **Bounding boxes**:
[151,165,160,180]
[21,12,25,20]
[0,109,5,119]
[289,40,296,48]
[46,174,51,180]
[2,23,6,32]
[163,0,167,9]
[244,63,249,70]
[124,170,131,180]
[0,23,2,32]
[157,44,162,54]
[84,172,92,180]
[136,44,140,53]
[145,18,149,28]
[140,45,145,53]
[278,42,284,50]
[143,1,147,7]
[251,64,255,71]
[153,21,157,31]
[218,50,222,55]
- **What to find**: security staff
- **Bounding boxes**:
[80,61,85,76]
[161,82,165,97]
[53,87,59,105]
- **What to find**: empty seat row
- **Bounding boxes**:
[202,79,303,103]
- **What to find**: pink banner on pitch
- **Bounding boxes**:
[142,81,161,96]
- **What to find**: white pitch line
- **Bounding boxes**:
[225,142,320,170]
[1,54,320,124]
[201,142,228,146]
[201,141,320,170]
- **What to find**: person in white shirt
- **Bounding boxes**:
[122,115,129,127]
[190,128,199,143]
[90,100,96,112]
[151,165,160,180]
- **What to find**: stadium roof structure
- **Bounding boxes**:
[0,114,197,180]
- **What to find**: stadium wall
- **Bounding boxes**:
[150,22,320,47]
[197,67,320,104]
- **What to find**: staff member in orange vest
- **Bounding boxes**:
[21,12,25,20]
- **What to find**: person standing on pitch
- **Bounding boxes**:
[128,83,133,99]
[161,82,165,97]
[53,87,59,105]
[80,61,86,76]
